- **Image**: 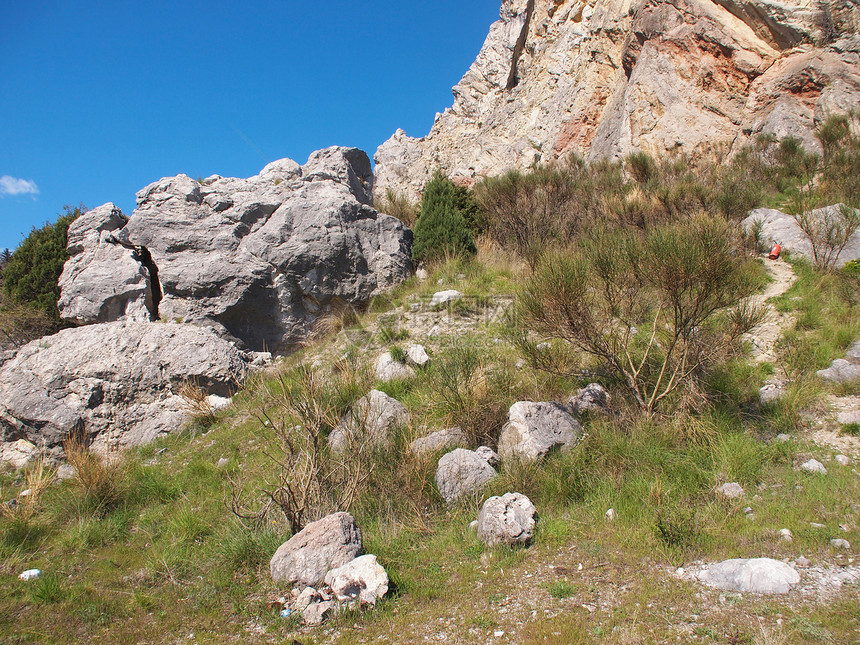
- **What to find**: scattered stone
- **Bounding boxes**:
[831,539,851,550]
[799,459,828,474]
[18,569,41,581]
[477,493,536,547]
[780,529,793,542]
[817,359,860,384]
[567,383,611,415]
[405,343,430,367]
[415,267,428,281]
[216,457,230,468]
[469,520,478,531]
[329,390,410,452]
[743,506,754,516]
[324,554,389,605]
[775,434,792,443]
[303,600,336,626]
[270,512,363,587]
[835,455,852,466]
[474,446,501,467]
[0,439,38,471]
[498,401,581,462]
[759,384,786,405]
[795,557,811,567]
[374,352,415,382]
[429,290,462,307]
[605,508,616,521]
[294,586,319,613]
[56,464,76,481]
[435,448,497,503]
[207,394,232,411]
[697,558,800,594]
[410,427,466,456]
[810,522,826,529]
[717,482,745,499]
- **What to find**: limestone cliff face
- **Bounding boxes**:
[375,0,860,203]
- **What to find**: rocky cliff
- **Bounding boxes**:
[375,0,860,202]
[58,147,413,353]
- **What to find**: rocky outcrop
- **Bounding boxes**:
[59,147,412,353]
[0,322,255,456]
[375,0,860,203]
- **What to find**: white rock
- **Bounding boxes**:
[18,569,41,581]
[302,600,336,625]
[216,457,229,468]
[435,448,497,503]
[294,586,319,612]
[324,553,389,605]
[567,383,611,415]
[429,290,463,306]
[799,459,828,474]
[717,482,745,499]
[405,343,430,367]
[698,558,800,594]
[477,493,536,547]
[605,508,616,521]
[374,352,415,381]
[410,427,466,456]
[329,390,410,452]
[474,446,501,467]
[831,538,851,549]
[775,434,792,443]
[498,401,581,462]
[416,267,428,281]
[0,439,38,471]
[835,455,852,466]
[206,394,232,411]
[779,529,793,542]
[56,464,76,480]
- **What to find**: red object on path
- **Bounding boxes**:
[768,244,781,260]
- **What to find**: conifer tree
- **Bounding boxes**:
[412,172,476,263]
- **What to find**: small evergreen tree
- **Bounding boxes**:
[412,172,476,263]
[2,205,83,320]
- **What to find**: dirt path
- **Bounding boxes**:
[744,257,797,365]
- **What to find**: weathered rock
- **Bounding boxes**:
[302,600,337,625]
[717,482,745,499]
[779,528,793,542]
[293,586,320,612]
[56,464,76,480]
[475,446,501,467]
[697,558,800,594]
[374,352,416,381]
[759,383,786,404]
[567,383,611,415]
[837,410,860,425]
[58,148,412,353]
[831,538,851,549]
[742,205,860,268]
[605,508,617,521]
[410,427,467,456]
[477,492,536,547]
[799,458,827,474]
[818,359,860,383]
[435,448,497,503]
[429,290,463,307]
[498,401,581,462]
[58,203,153,324]
[329,390,410,452]
[324,554,389,605]
[0,322,251,455]
[375,1,860,204]
[405,343,430,367]
[270,512,363,587]
[835,454,852,466]
[0,439,38,471]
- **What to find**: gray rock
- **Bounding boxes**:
[799,459,828,474]
[435,448,497,503]
[477,492,536,547]
[567,383,610,415]
[302,600,336,625]
[410,427,466,456]
[605,508,617,521]
[270,512,363,587]
[818,359,860,384]
[0,322,250,455]
[698,558,800,594]
[329,390,410,452]
[498,401,581,462]
[831,538,851,549]
[429,290,463,307]
[717,482,745,499]
[374,352,415,382]
[405,343,430,367]
[835,454,852,466]
[775,434,793,443]
[837,410,860,426]
[780,528,793,542]
[293,586,319,612]
[759,384,786,405]
[0,439,38,471]
[475,446,501,467]
[324,553,389,605]
[58,148,412,353]
[56,464,76,481]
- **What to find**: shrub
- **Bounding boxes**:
[412,172,476,263]
[518,215,761,412]
[376,189,418,228]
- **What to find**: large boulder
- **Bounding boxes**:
[0,322,253,455]
[477,492,537,547]
[742,205,860,268]
[498,401,581,462]
[435,448,497,503]
[58,147,412,353]
[696,558,800,594]
[328,390,410,452]
[270,512,363,588]
[374,1,860,204]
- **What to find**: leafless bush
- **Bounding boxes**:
[792,203,860,270]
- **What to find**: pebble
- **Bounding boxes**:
[605,508,616,521]
[810,522,826,529]
[831,539,851,550]
[775,434,792,443]
[494,631,505,637]
[795,557,811,567]
[216,457,229,468]
[799,459,827,474]
[835,455,852,466]
[717,482,745,499]
[18,569,41,581]
[780,528,793,542]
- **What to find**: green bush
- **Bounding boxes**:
[412,172,476,263]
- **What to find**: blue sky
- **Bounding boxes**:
[0,1,500,251]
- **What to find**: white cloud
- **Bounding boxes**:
[0,175,39,196]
